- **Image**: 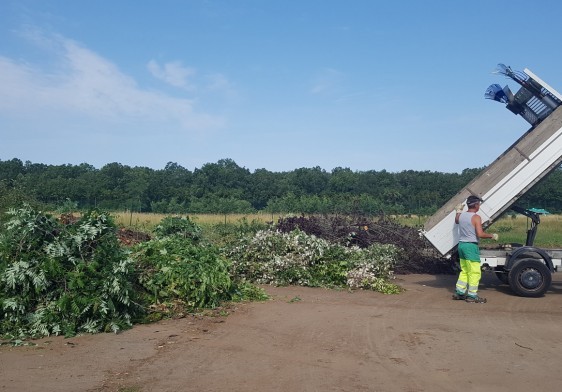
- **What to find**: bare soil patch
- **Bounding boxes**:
[2,273,562,392]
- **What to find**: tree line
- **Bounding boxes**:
[1,157,561,216]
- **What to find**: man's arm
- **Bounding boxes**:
[472,214,494,239]
[454,203,464,224]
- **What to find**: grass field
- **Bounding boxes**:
[390,213,562,248]
[112,211,562,248]
[113,211,284,231]
[483,213,562,248]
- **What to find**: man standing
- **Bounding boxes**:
[453,195,498,303]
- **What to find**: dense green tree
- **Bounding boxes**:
[145,163,192,209]
[0,159,24,186]
[287,166,329,196]
[248,168,287,209]
[122,167,151,211]
[329,167,358,194]
[192,158,250,199]
[1,157,561,215]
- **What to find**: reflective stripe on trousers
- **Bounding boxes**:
[455,259,481,296]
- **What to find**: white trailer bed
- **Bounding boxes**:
[422,66,562,296]
[423,71,562,256]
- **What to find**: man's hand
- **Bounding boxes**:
[491,233,499,241]
[455,203,465,213]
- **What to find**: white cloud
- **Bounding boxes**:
[205,73,230,91]
[0,31,222,132]
[204,72,239,102]
[147,59,196,90]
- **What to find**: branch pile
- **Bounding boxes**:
[276,215,456,274]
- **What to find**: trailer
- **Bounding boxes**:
[422,64,562,297]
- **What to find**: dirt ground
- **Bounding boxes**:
[2,273,562,392]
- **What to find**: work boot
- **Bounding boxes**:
[451,293,466,300]
[465,295,487,303]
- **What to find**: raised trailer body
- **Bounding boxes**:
[423,105,562,256]
[422,66,562,297]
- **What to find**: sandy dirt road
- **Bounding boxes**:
[2,273,562,392]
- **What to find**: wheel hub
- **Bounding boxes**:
[519,268,543,289]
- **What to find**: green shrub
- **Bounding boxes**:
[226,228,400,293]
[230,281,269,302]
[132,237,232,309]
[202,218,269,248]
[345,245,403,294]
[0,183,41,225]
[0,205,138,339]
[153,216,202,241]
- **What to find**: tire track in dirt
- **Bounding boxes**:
[3,274,562,392]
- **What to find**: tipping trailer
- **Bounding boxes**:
[422,64,562,297]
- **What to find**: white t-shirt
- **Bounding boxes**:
[458,212,478,243]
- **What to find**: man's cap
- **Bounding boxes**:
[467,195,483,206]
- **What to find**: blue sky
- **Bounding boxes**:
[1,0,562,173]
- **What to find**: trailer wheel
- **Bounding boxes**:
[508,259,551,297]
[494,267,509,284]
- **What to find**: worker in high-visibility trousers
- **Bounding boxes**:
[453,195,499,303]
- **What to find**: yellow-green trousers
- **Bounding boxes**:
[456,242,481,297]
[455,260,482,297]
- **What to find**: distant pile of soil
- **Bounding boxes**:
[117,228,151,246]
[59,213,80,225]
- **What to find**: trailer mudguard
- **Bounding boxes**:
[506,246,555,272]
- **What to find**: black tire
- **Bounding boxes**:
[494,267,509,284]
[508,258,552,297]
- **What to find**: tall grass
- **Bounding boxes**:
[399,213,562,248]
[484,214,562,248]
[112,212,562,248]
[113,211,284,232]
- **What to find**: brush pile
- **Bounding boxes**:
[276,215,455,274]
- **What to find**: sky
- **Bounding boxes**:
[1,0,562,174]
